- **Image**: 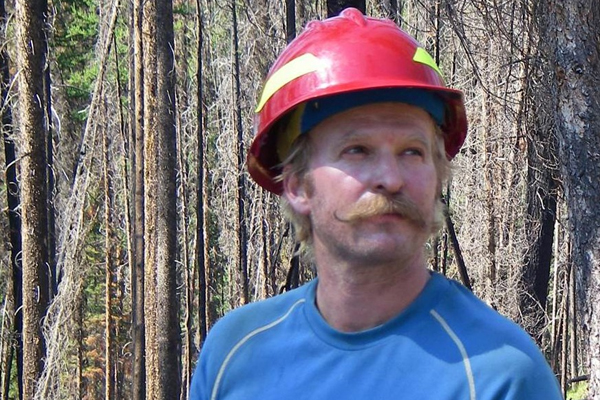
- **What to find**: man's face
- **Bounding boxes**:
[283,102,440,268]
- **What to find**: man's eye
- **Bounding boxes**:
[404,148,424,157]
[344,146,368,155]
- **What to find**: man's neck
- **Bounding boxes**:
[314,256,431,333]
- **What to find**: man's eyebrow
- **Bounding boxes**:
[330,129,370,148]
[339,130,367,142]
[335,128,433,147]
[404,134,432,147]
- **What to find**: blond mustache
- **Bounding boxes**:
[334,195,427,229]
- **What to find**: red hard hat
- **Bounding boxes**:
[248,7,468,194]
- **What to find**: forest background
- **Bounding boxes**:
[0,0,599,399]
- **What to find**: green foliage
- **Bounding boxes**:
[52,0,130,122]
[206,205,230,319]
[112,6,132,92]
[173,2,194,18]
[6,353,19,399]
[82,207,105,317]
[53,0,99,106]
[567,381,587,400]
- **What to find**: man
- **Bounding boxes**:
[190,8,562,400]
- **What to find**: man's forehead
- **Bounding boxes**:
[311,102,437,138]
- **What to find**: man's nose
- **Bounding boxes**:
[371,154,404,194]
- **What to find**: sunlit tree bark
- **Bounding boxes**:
[155,0,181,396]
[142,0,180,397]
[540,0,600,396]
[142,0,159,395]
[132,0,146,397]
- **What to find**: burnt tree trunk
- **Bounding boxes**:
[0,0,23,397]
[132,0,146,397]
[142,0,159,395]
[326,0,365,17]
[103,124,117,400]
[232,0,249,304]
[521,131,558,344]
[44,67,57,300]
[155,0,181,396]
[285,0,295,43]
[194,0,208,347]
[15,0,51,397]
[388,0,403,26]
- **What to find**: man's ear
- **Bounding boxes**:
[282,169,311,215]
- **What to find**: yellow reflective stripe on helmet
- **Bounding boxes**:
[413,47,442,77]
[256,53,322,113]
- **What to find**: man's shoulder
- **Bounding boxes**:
[204,280,312,352]
[431,275,561,398]
[190,281,314,400]
[434,275,540,347]
[223,282,309,322]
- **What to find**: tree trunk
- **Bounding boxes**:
[388,0,401,25]
[139,0,182,397]
[194,0,208,347]
[482,79,498,297]
[326,0,365,17]
[178,107,192,400]
[110,26,129,400]
[143,0,159,396]
[285,0,295,43]
[155,0,181,396]
[173,4,192,395]
[232,0,249,304]
[44,66,57,300]
[104,127,117,400]
[445,207,471,291]
[15,0,50,397]
[115,248,126,400]
[1,0,23,396]
[541,0,600,396]
[569,259,579,377]
[0,296,14,400]
[132,0,146,397]
[521,132,558,343]
[75,286,84,400]
[561,271,569,396]
[261,207,271,298]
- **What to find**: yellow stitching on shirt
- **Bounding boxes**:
[211,299,306,400]
[430,309,477,400]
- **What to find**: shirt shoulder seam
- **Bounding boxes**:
[210,298,306,400]
[430,308,477,400]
